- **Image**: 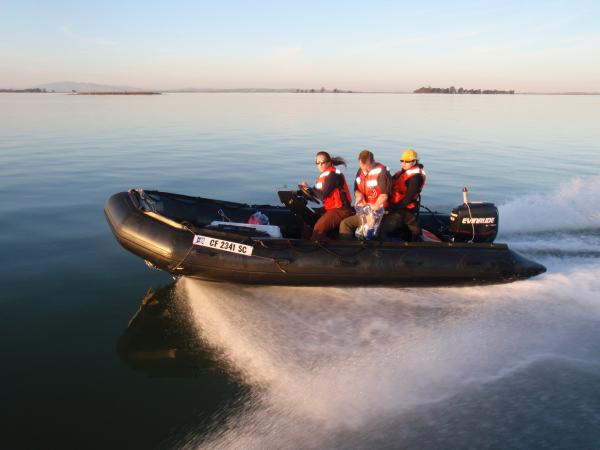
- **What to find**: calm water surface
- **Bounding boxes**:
[1,93,599,449]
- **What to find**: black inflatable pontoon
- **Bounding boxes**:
[104,189,546,286]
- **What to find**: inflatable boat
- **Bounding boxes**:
[104,189,546,286]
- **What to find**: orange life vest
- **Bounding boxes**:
[390,165,426,210]
[315,166,351,211]
[356,163,389,208]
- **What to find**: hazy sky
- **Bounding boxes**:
[1,0,599,91]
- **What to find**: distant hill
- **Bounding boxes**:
[28,83,358,94]
[34,81,144,93]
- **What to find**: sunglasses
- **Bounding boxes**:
[315,160,329,165]
[400,160,416,163]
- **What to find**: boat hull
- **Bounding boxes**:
[104,191,546,286]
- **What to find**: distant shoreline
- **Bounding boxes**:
[414,86,514,94]
[1,87,599,96]
[0,88,47,93]
[72,92,161,95]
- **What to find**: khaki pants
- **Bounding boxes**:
[340,209,421,240]
[338,214,362,240]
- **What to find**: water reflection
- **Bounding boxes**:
[117,283,217,376]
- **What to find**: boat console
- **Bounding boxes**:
[278,190,319,228]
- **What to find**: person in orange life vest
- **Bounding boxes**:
[338,149,392,240]
[299,151,353,241]
[379,149,426,241]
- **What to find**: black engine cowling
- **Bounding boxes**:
[449,202,498,243]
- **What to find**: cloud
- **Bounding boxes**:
[262,43,312,74]
[269,43,305,60]
[357,26,496,52]
[58,25,116,47]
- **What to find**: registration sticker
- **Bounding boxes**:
[193,235,254,256]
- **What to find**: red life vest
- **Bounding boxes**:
[315,166,351,211]
[390,165,426,210]
[356,163,389,208]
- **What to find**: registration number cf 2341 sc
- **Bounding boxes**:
[193,235,254,256]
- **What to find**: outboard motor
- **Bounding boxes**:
[449,187,498,243]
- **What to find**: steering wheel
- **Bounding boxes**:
[298,184,321,204]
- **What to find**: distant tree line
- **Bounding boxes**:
[0,88,49,93]
[296,87,354,93]
[414,86,514,94]
[75,91,161,95]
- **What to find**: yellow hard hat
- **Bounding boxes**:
[401,149,418,161]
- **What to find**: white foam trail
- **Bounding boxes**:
[178,175,600,449]
[180,260,600,449]
[499,175,600,234]
[507,233,600,254]
[462,352,600,387]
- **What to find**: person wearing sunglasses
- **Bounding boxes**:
[339,149,392,240]
[379,148,426,241]
[299,151,353,240]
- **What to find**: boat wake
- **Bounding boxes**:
[498,175,600,259]
[179,176,600,449]
[499,175,600,234]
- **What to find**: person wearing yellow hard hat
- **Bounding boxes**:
[379,149,427,241]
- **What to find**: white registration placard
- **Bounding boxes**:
[193,235,254,256]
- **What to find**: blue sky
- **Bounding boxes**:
[1,0,599,91]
